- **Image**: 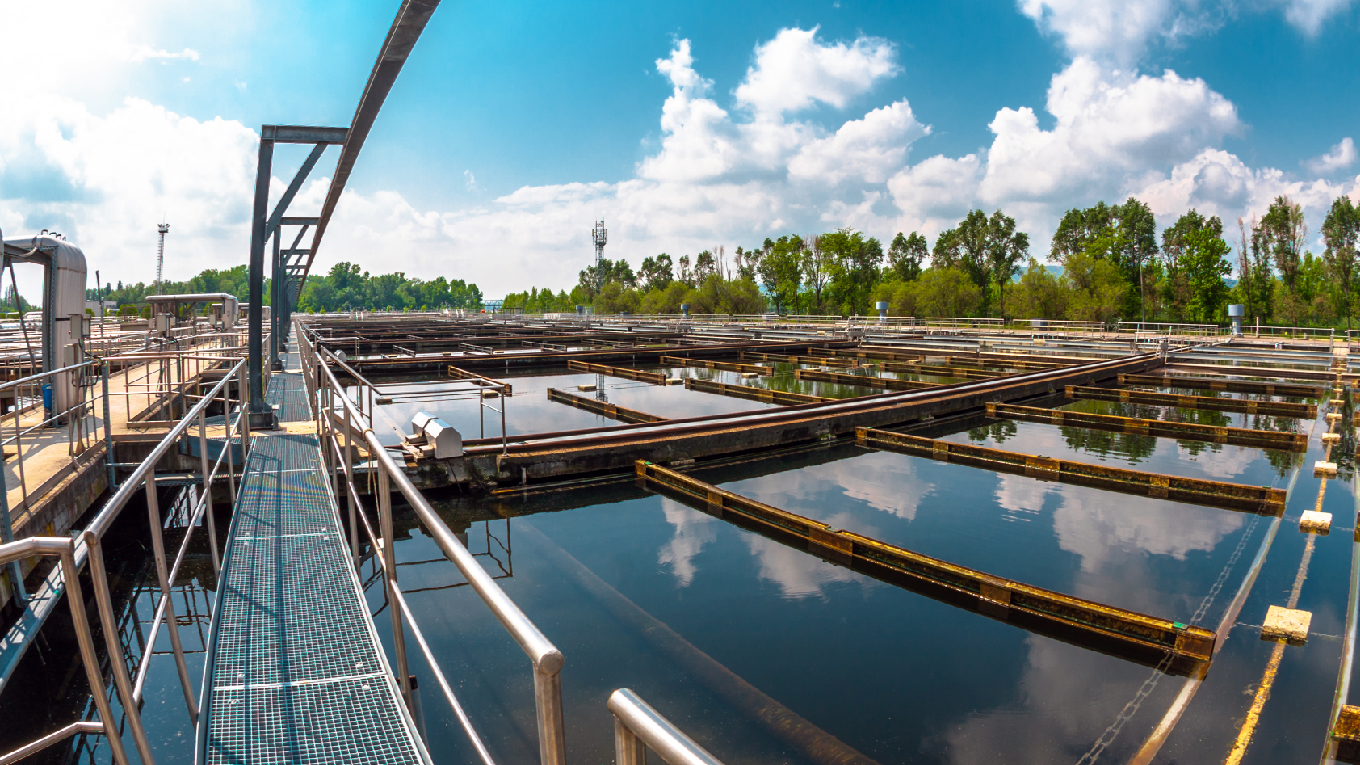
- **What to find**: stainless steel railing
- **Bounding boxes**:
[609,689,725,765]
[296,323,566,765]
[0,357,248,765]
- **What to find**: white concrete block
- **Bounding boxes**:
[1323,432,1341,443]
[1315,461,1338,476]
[576,384,596,392]
[1300,510,1332,534]
[1261,605,1311,644]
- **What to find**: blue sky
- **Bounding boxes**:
[2,0,1359,297]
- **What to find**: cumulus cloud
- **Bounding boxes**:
[1016,0,1348,64]
[1304,137,1358,175]
[733,27,898,117]
[981,58,1239,204]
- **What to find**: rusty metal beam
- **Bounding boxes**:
[986,402,1308,452]
[566,359,666,384]
[1117,373,1324,398]
[743,351,861,367]
[1066,385,1316,418]
[635,460,1215,670]
[880,361,1000,380]
[794,369,936,391]
[660,356,772,376]
[856,426,1286,515]
[548,388,667,424]
[446,365,513,395]
[684,378,832,405]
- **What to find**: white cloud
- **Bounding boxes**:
[1304,137,1357,175]
[1280,0,1357,35]
[788,100,928,185]
[1018,0,1353,67]
[1017,0,1180,65]
[981,57,1239,204]
[733,27,898,117]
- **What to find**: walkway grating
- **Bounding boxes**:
[199,371,428,765]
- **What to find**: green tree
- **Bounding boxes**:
[914,267,982,317]
[1180,227,1232,322]
[986,211,1028,317]
[887,232,926,282]
[1161,211,1223,321]
[1063,250,1126,324]
[1009,260,1066,319]
[1259,195,1307,293]
[1112,198,1158,321]
[821,228,884,315]
[801,235,832,313]
[1234,217,1274,325]
[1051,202,1113,265]
[757,236,803,313]
[637,254,674,291]
[1323,196,1360,329]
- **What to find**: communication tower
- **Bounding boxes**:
[591,220,607,291]
[155,223,170,295]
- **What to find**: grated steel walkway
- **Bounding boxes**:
[198,371,428,765]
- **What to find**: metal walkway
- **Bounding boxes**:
[198,370,429,764]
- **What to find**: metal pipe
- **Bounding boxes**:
[83,533,157,765]
[143,473,200,722]
[608,689,724,765]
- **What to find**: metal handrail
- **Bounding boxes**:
[296,322,567,765]
[0,537,134,765]
[608,688,724,765]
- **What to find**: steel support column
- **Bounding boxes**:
[246,137,273,416]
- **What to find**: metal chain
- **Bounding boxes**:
[1076,511,1262,764]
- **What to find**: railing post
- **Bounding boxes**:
[378,462,413,709]
[142,473,200,722]
[59,545,132,765]
[198,408,220,575]
[535,666,568,765]
[614,714,645,765]
[84,532,158,765]
[223,376,238,502]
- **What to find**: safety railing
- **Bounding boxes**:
[1116,321,1223,337]
[0,357,248,765]
[297,323,566,765]
[0,538,129,765]
[609,688,725,765]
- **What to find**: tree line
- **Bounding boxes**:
[504,193,1360,328]
[95,263,484,314]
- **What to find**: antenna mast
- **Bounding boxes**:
[591,220,607,292]
[155,223,170,295]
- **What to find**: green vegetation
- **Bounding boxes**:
[86,193,1360,329]
[95,263,484,314]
